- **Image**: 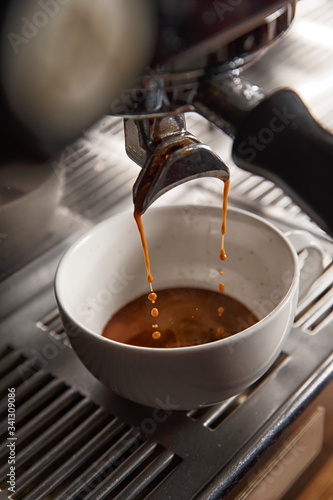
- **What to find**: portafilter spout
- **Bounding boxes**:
[125,115,230,214]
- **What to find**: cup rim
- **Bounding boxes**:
[54,205,299,352]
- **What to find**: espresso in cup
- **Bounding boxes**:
[102,287,259,348]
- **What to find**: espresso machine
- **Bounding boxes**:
[0,1,333,499]
[1,0,332,232]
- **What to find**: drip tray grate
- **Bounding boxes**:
[0,347,181,500]
[36,308,70,347]
[188,352,289,430]
[295,262,333,334]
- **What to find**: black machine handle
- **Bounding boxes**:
[232,89,333,235]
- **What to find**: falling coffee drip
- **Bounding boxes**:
[133,163,162,337]
[133,177,230,342]
[219,179,230,294]
[148,292,157,303]
[134,207,160,336]
[133,210,153,284]
[220,179,229,261]
[148,292,160,336]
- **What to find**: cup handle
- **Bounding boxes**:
[285,230,326,300]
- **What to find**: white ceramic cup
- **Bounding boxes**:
[55,206,324,410]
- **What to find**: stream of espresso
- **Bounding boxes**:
[130,179,231,344]
[219,178,230,294]
[102,178,259,347]
[134,179,230,286]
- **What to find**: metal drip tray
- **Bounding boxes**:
[0,1,333,498]
[0,292,332,499]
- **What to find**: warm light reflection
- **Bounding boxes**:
[293,19,333,49]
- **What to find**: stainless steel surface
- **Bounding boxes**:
[155,0,296,73]
[110,1,296,117]
[193,75,266,138]
[0,1,332,498]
